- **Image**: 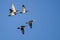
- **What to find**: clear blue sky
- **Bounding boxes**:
[0,0,60,40]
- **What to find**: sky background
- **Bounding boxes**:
[0,0,60,40]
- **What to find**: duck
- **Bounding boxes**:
[26,20,34,29]
[17,25,25,34]
[9,3,19,16]
[20,4,28,14]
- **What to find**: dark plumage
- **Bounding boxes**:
[26,20,33,29]
[22,5,25,8]
[9,3,20,16]
[17,26,25,35]
[9,9,13,13]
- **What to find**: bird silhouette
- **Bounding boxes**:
[26,20,34,28]
[9,3,19,16]
[17,26,25,34]
[20,4,28,14]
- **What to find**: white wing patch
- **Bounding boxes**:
[12,3,16,12]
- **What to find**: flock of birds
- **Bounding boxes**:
[9,3,28,16]
[9,3,35,35]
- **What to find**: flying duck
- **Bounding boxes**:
[26,20,34,29]
[20,4,28,14]
[9,3,19,16]
[17,26,25,34]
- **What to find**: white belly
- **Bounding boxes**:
[10,12,15,16]
[23,11,26,13]
[22,8,26,13]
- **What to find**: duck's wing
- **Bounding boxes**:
[12,3,16,12]
[17,27,20,29]
[9,9,13,12]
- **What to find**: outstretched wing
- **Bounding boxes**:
[12,3,16,12]
[9,9,13,13]
[17,27,20,29]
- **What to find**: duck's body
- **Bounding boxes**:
[20,5,28,14]
[17,26,25,34]
[26,20,34,29]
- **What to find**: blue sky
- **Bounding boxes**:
[0,0,60,40]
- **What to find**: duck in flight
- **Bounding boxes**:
[9,3,19,16]
[20,4,28,14]
[26,20,34,29]
[17,25,25,35]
